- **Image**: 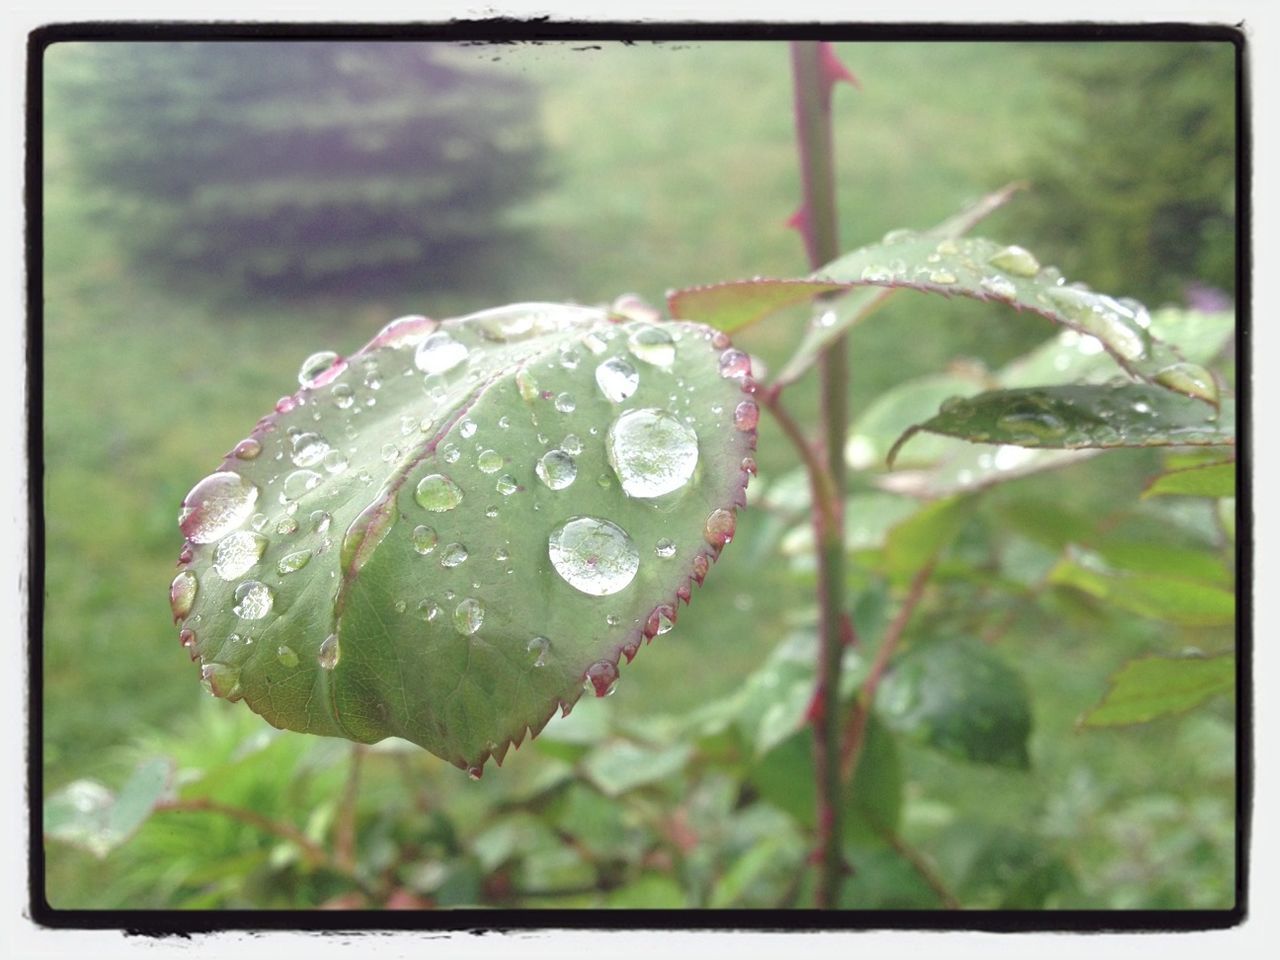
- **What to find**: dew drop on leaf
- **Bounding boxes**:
[332,384,355,409]
[277,549,311,575]
[584,660,619,697]
[527,636,549,667]
[213,531,268,581]
[606,408,699,498]
[595,356,640,402]
[554,392,576,413]
[281,469,323,502]
[646,604,676,637]
[733,399,759,432]
[717,349,751,380]
[627,325,676,368]
[412,525,438,555]
[310,510,332,534]
[496,475,519,496]
[170,570,197,621]
[548,516,640,596]
[440,542,469,568]
[988,244,1041,277]
[453,598,485,636]
[459,419,478,439]
[201,662,243,700]
[980,275,1018,300]
[655,538,676,559]
[535,449,578,491]
[276,645,299,668]
[476,449,503,474]
[298,351,346,389]
[232,438,262,460]
[415,474,463,512]
[317,633,340,670]
[414,331,469,376]
[928,268,958,285]
[704,508,736,548]
[416,600,441,622]
[561,433,583,455]
[1154,362,1219,405]
[179,472,260,544]
[232,581,273,620]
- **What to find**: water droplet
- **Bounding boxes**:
[882,227,917,245]
[311,510,332,534]
[414,331,469,376]
[289,432,330,468]
[416,599,442,622]
[298,351,346,389]
[317,633,340,670]
[179,472,260,543]
[606,408,699,498]
[233,438,262,460]
[980,275,1018,300]
[380,443,399,463]
[995,396,1068,440]
[741,456,757,476]
[201,662,243,700]
[585,660,619,697]
[485,504,500,518]
[406,525,437,556]
[561,434,583,455]
[213,531,268,580]
[497,416,511,430]
[341,501,394,574]
[527,636,549,666]
[496,474,519,496]
[453,598,485,636]
[440,542,469,568]
[331,384,355,409]
[277,549,311,575]
[467,764,484,781]
[548,516,640,596]
[535,449,578,490]
[319,449,348,475]
[595,357,640,403]
[718,348,751,380]
[646,604,676,637]
[457,419,478,441]
[232,581,273,620]
[627,324,676,368]
[605,613,622,626]
[170,570,198,621]
[733,399,759,432]
[860,264,894,282]
[471,449,501,475]
[704,508,736,548]
[928,269,958,285]
[1155,363,1218,404]
[554,392,576,413]
[655,538,676,559]
[988,245,1040,277]
[415,474,463,512]
[441,442,461,464]
[281,469,323,502]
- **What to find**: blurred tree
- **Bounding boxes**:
[46,41,547,297]
[1005,42,1235,306]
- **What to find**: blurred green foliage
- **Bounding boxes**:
[1004,43,1236,306]
[45,41,547,297]
[41,40,1236,912]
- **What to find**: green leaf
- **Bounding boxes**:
[580,740,693,797]
[708,836,792,908]
[877,640,1032,768]
[45,758,173,858]
[845,373,987,471]
[889,384,1234,466]
[173,303,758,773]
[1083,654,1235,727]
[671,230,1210,404]
[881,496,974,582]
[1143,460,1235,499]
[1048,551,1234,627]
[606,873,687,908]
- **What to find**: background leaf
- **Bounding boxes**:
[1083,654,1234,726]
[45,758,173,858]
[1143,460,1235,499]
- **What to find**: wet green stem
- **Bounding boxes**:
[790,39,849,909]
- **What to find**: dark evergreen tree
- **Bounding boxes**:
[46,41,547,296]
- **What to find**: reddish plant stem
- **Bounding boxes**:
[882,826,961,909]
[790,39,849,909]
[334,743,366,871]
[840,559,936,781]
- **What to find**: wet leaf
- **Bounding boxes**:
[1143,460,1235,499]
[889,384,1235,466]
[44,758,173,858]
[172,303,757,773]
[1083,654,1234,727]
[876,640,1032,768]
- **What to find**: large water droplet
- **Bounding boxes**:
[412,525,438,555]
[554,392,576,413]
[733,399,759,432]
[213,531,268,581]
[170,570,198,621]
[595,357,640,402]
[606,408,699,498]
[201,662,243,701]
[477,449,503,474]
[318,633,340,670]
[289,432,330,468]
[298,351,346,389]
[440,542,469,568]
[341,501,394,574]
[548,516,640,596]
[627,325,676,368]
[655,538,676,559]
[535,449,578,490]
[646,604,676,637]
[527,636,550,667]
[453,598,485,636]
[988,245,1040,277]
[277,549,311,575]
[584,660,619,697]
[704,508,736,548]
[718,348,751,380]
[414,331,469,376]
[496,474,519,496]
[179,472,260,543]
[416,599,442,622]
[980,275,1018,300]
[232,581,273,620]
[232,438,262,461]
[281,469,323,502]
[415,474,463,512]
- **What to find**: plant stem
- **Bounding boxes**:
[881,826,961,909]
[790,39,849,909]
[334,743,366,871]
[156,796,329,868]
[841,559,936,780]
